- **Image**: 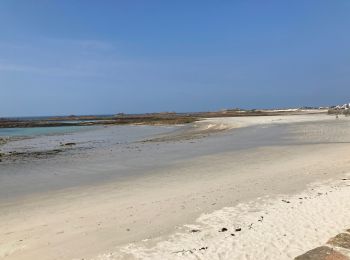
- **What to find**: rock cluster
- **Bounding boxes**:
[295,230,350,259]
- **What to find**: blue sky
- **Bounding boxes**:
[0,1,349,117]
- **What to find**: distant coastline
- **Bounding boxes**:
[0,108,327,129]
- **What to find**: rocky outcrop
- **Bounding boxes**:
[295,246,349,260]
[295,230,350,260]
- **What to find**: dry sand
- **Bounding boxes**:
[108,175,350,260]
[195,113,336,131]
[1,114,350,260]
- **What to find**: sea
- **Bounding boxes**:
[0,126,87,137]
[0,115,113,137]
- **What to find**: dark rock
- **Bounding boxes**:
[328,233,350,249]
[62,142,76,146]
[219,228,228,232]
[282,199,291,203]
[235,228,242,232]
[190,229,200,233]
[294,246,348,260]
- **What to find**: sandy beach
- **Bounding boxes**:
[1,114,350,260]
[3,1,350,259]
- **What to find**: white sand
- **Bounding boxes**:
[103,175,350,260]
[153,114,339,142]
[195,114,337,131]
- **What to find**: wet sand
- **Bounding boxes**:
[1,114,350,259]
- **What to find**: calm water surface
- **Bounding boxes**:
[0,126,89,137]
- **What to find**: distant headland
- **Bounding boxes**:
[0,106,333,129]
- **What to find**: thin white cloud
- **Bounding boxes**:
[0,62,103,77]
[0,38,116,56]
[76,40,114,50]
[40,37,116,51]
[0,63,43,73]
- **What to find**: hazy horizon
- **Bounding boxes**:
[0,104,340,119]
[1,1,350,117]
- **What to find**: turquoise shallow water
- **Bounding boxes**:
[0,126,89,137]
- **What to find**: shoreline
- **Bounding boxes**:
[0,109,327,129]
[2,143,350,260]
[0,113,335,163]
[1,114,350,259]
